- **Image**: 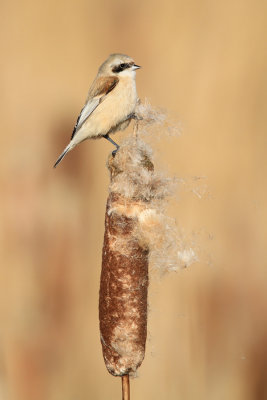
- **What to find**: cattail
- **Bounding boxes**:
[99,142,153,377]
[99,104,196,396]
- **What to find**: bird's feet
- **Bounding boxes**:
[112,148,119,156]
[104,134,120,155]
[127,112,143,121]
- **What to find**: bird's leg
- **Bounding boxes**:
[127,112,143,121]
[103,134,120,155]
[127,112,136,120]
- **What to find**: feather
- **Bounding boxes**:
[53,143,72,168]
[71,76,119,140]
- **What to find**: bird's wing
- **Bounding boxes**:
[71,76,119,140]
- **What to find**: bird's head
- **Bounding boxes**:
[99,54,141,77]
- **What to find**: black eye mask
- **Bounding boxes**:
[112,63,131,73]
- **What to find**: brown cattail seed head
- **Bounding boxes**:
[99,134,196,376]
[99,143,152,376]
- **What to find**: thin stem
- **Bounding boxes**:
[133,119,139,140]
[122,375,130,400]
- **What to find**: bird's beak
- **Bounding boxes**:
[132,64,141,70]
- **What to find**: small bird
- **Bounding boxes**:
[54,53,141,167]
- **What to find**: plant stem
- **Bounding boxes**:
[122,375,130,400]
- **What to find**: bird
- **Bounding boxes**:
[54,53,141,167]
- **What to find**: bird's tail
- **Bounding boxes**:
[53,143,73,168]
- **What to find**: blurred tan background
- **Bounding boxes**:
[1,0,267,399]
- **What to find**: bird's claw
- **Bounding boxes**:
[129,113,143,121]
[112,147,120,156]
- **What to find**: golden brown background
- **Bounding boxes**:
[1,0,267,399]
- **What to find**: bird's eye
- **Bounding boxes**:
[112,63,129,73]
